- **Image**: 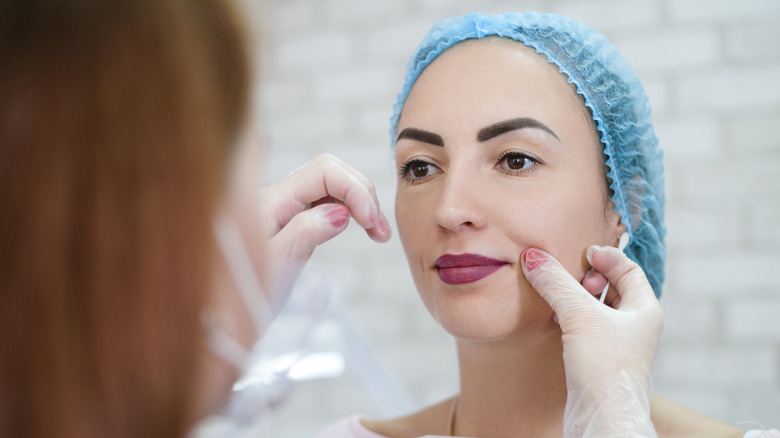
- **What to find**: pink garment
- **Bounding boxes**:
[316,415,778,438]
[745,430,780,438]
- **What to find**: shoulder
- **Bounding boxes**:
[360,397,455,438]
[321,394,756,438]
[651,394,746,438]
[316,415,390,438]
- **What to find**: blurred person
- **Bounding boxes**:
[0,1,390,437]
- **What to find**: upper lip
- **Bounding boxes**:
[435,253,508,268]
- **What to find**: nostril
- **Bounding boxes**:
[432,185,484,231]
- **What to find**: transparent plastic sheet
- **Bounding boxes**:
[192,259,415,437]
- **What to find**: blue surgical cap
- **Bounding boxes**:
[390,12,666,297]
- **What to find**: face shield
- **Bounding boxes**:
[192,215,414,437]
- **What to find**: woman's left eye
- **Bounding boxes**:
[496,151,539,175]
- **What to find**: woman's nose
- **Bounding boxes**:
[432,170,486,232]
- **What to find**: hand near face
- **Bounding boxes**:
[259,154,391,291]
[521,246,664,438]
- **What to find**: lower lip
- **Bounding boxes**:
[437,264,506,285]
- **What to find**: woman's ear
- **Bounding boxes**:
[614,216,627,245]
[604,200,627,246]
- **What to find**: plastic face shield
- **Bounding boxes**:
[194,216,415,437]
[198,214,323,436]
[196,214,279,436]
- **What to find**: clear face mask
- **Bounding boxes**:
[193,215,348,437]
[204,214,272,366]
[195,214,279,437]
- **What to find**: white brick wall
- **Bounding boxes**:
[244,0,780,435]
[726,300,780,340]
[725,19,780,62]
[667,0,780,23]
[552,0,663,30]
[677,66,780,112]
[616,29,722,73]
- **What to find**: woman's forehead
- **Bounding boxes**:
[399,38,592,140]
[422,37,557,82]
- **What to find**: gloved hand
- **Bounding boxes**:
[260,153,392,295]
[521,245,664,438]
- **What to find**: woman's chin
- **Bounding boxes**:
[433,306,555,342]
[421,285,552,340]
[442,323,521,342]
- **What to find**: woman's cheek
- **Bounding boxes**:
[504,203,590,281]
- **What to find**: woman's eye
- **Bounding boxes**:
[496,152,538,174]
[411,162,430,177]
[400,159,440,183]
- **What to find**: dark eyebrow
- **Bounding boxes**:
[477,117,560,142]
[396,128,444,147]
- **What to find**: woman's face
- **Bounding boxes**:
[394,38,624,341]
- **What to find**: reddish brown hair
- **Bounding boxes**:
[0,0,250,436]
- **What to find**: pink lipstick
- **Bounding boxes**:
[435,253,508,285]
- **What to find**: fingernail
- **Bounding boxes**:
[378,219,391,239]
[368,203,379,227]
[368,220,392,243]
[585,245,606,265]
[324,205,349,228]
[522,248,546,272]
[378,211,391,234]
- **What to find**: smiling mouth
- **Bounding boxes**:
[435,253,508,285]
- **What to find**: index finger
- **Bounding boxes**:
[522,248,601,325]
[262,154,383,234]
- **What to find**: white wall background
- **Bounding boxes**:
[243,0,780,436]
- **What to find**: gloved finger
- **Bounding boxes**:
[581,269,624,308]
[264,154,379,229]
[261,154,391,242]
[581,268,607,297]
[586,245,659,312]
[308,195,391,242]
[269,203,350,264]
[522,248,600,325]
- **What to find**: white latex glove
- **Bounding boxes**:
[259,154,391,296]
[521,245,664,438]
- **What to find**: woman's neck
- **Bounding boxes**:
[454,323,567,437]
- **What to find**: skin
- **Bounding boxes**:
[394,37,619,344]
[363,37,743,437]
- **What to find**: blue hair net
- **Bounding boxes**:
[390,12,666,297]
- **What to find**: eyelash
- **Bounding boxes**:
[399,151,541,184]
[495,151,540,176]
[398,158,439,185]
